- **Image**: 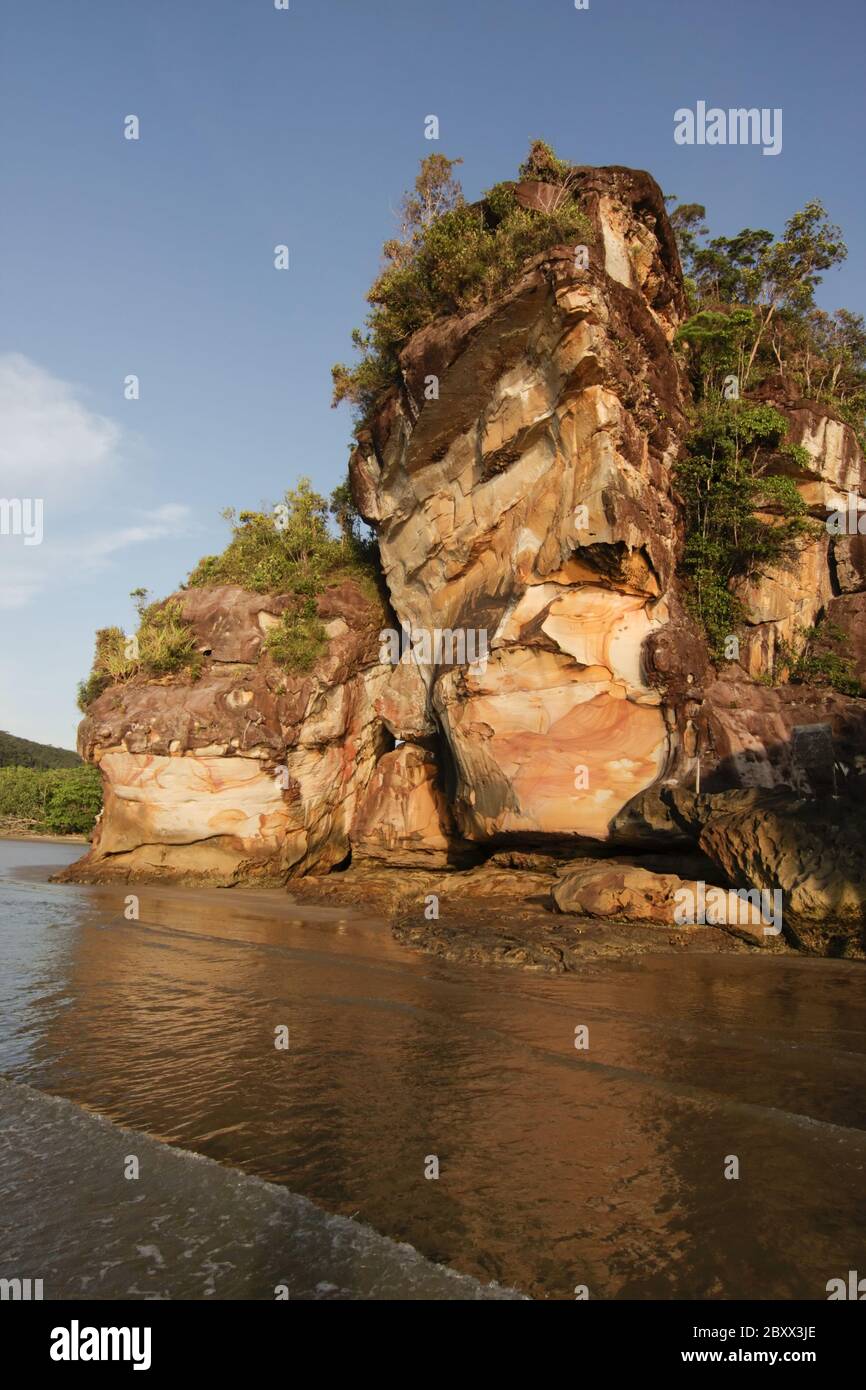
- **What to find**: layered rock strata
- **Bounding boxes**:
[352,169,693,847]
[61,581,391,884]
[65,166,866,941]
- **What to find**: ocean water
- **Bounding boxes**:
[1,839,865,1300]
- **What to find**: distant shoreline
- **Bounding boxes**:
[0,831,89,845]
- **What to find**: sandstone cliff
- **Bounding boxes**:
[350,167,866,847]
[67,580,391,883]
[62,164,866,950]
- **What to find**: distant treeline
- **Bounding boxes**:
[0,730,82,770]
[0,765,102,836]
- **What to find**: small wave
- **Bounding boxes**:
[0,1080,527,1301]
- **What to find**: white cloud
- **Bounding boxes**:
[0,574,44,610]
[82,505,194,563]
[0,352,121,493]
[0,505,194,610]
[0,355,193,609]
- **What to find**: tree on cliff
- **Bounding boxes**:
[384,153,465,268]
[669,194,863,688]
[670,195,856,408]
[667,201,708,287]
[331,142,590,422]
[674,400,814,655]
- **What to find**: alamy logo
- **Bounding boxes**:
[379,624,488,672]
[0,498,43,545]
[0,1276,43,1300]
[826,492,866,535]
[674,102,782,157]
[826,1270,866,1299]
[50,1321,152,1371]
[673,880,783,935]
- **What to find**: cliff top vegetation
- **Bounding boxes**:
[330,140,591,424]
[77,478,380,708]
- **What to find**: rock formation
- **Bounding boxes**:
[63,164,866,952]
[63,581,390,884]
[350,168,866,844]
[352,169,691,849]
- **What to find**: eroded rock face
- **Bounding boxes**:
[753,390,866,508]
[736,534,834,678]
[350,743,472,868]
[342,166,866,915]
[700,676,866,793]
[352,168,689,847]
[175,585,293,663]
[62,581,391,884]
[834,533,866,593]
[434,643,668,842]
[66,163,866,928]
[696,791,866,956]
[820,593,866,685]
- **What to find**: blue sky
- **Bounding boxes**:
[2,0,864,749]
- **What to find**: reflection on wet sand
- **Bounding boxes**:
[2,843,865,1299]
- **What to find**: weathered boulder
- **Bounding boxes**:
[610,783,704,845]
[552,859,703,924]
[594,786,866,952]
[372,658,436,742]
[696,791,866,956]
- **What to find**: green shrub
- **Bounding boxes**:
[675,398,816,655]
[775,623,862,697]
[77,478,381,708]
[332,142,592,422]
[191,478,380,674]
[77,672,110,713]
[77,602,201,710]
[77,628,132,710]
[42,766,103,834]
[264,600,328,673]
[188,478,374,594]
[137,600,201,676]
[518,138,575,185]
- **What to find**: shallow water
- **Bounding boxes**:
[1,839,865,1300]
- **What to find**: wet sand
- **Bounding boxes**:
[1,841,865,1300]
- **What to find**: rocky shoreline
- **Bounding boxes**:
[288,862,784,974]
[1,829,90,845]
[58,162,866,963]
